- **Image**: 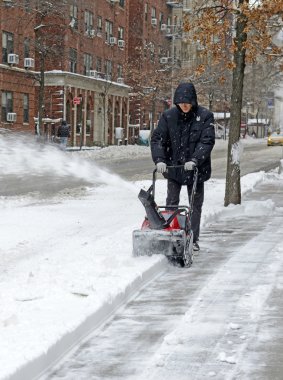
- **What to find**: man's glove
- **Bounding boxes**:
[156,162,167,174]
[184,161,196,171]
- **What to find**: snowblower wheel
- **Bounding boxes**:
[183,234,194,268]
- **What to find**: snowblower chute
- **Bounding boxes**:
[132,166,198,267]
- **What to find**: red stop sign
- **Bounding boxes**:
[73,97,81,105]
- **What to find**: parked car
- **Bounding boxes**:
[267,131,283,146]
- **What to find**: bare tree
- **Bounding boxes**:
[126,59,171,130]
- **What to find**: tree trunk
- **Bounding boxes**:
[224,1,248,207]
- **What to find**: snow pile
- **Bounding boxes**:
[70,144,151,161]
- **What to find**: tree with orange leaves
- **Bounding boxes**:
[184,0,283,206]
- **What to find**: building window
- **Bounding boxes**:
[118,26,124,40]
[145,3,148,21]
[96,57,102,73]
[159,13,163,29]
[2,31,14,63]
[1,91,13,122]
[97,16,103,35]
[117,64,123,78]
[69,48,77,73]
[105,60,112,77]
[119,0,125,7]
[24,0,31,12]
[84,10,94,32]
[23,94,29,123]
[66,101,71,125]
[105,20,113,43]
[83,53,93,75]
[76,99,83,133]
[69,3,78,30]
[86,103,91,135]
[150,43,155,63]
[24,38,30,58]
[151,7,156,19]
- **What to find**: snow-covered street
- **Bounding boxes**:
[0,134,283,380]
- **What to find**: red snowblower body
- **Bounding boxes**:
[132,166,198,267]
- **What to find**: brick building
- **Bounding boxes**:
[0,2,36,132]
[0,0,130,146]
[0,0,179,146]
[128,0,173,136]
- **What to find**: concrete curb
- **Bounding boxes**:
[5,258,168,380]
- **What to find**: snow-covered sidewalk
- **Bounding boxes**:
[0,135,281,380]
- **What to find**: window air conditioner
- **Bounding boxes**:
[8,54,19,65]
[69,18,76,28]
[160,57,168,64]
[109,37,117,45]
[151,18,157,26]
[118,39,125,48]
[161,24,167,31]
[89,29,95,37]
[7,113,17,122]
[89,70,98,78]
[24,58,35,68]
[115,127,124,139]
[117,77,124,84]
[105,74,112,81]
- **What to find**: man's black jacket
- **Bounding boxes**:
[57,123,70,138]
[151,84,215,185]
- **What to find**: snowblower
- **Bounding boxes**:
[132,166,198,267]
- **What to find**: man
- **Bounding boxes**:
[150,82,215,251]
[57,120,70,150]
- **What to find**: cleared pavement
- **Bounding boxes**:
[44,176,283,380]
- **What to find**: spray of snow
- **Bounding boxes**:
[0,131,136,192]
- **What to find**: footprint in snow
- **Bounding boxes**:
[229,322,241,330]
[218,352,237,364]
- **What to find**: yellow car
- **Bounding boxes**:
[267,131,283,146]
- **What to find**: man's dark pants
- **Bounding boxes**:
[166,179,204,243]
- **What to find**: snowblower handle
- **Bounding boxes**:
[188,167,199,220]
[152,165,184,198]
[152,165,198,201]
